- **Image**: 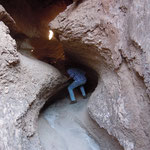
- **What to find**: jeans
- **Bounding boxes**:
[68,80,86,101]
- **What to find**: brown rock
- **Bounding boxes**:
[0,21,66,150]
[50,0,150,149]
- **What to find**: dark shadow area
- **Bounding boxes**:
[40,86,69,112]
[73,0,84,8]
[64,54,99,92]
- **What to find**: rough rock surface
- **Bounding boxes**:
[0,21,65,150]
[38,95,123,150]
[0,5,18,33]
[50,0,150,150]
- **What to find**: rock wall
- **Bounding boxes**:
[0,21,66,150]
[50,0,150,150]
[0,5,18,34]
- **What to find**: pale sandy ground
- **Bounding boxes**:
[38,94,123,150]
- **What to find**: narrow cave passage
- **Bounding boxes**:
[36,59,104,150]
[0,0,124,150]
[41,59,99,110]
[38,62,123,150]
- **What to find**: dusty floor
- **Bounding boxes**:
[38,93,123,150]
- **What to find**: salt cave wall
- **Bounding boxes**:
[0,13,66,150]
[50,0,150,150]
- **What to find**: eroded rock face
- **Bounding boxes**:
[0,21,66,150]
[0,5,18,34]
[50,0,150,150]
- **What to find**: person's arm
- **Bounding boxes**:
[67,69,75,80]
[66,73,73,81]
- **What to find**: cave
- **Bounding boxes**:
[0,0,122,149]
[0,0,99,100]
[0,0,99,99]
[1,0,150,150]
[0,0,124,150]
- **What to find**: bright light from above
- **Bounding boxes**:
[49,30,54,40]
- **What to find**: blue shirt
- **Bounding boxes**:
[67,68,87,82]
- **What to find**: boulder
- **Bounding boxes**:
[0,21,66,150]
[50,0,150,150]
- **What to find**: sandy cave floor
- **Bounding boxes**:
[38,93,123,150]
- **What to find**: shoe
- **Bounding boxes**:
[70,100,77,104]
[83,95,87,99]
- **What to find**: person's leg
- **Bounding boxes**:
[68,86,75,101]
[80,85,86,97]
[68,81,81,102]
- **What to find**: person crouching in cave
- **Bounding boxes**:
[67,68,87,104]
